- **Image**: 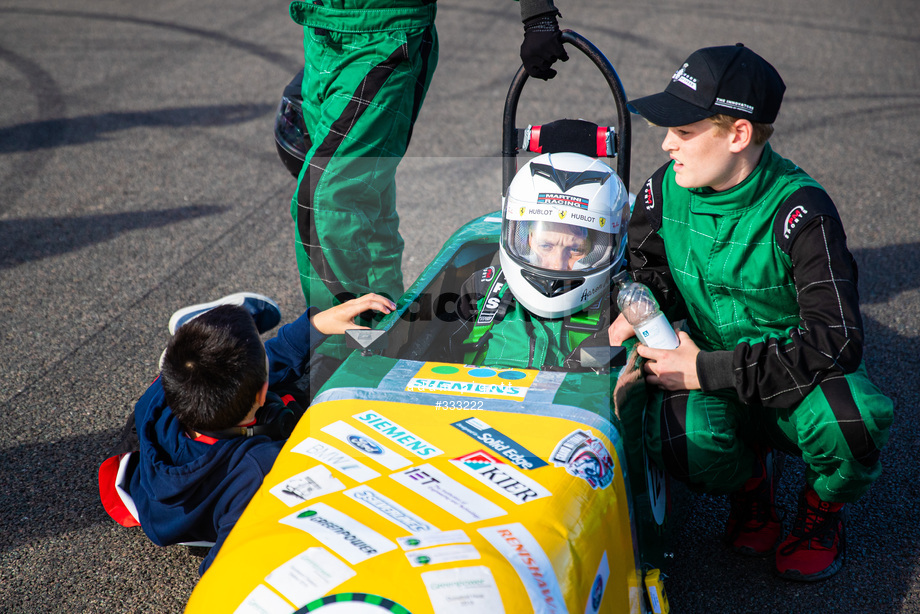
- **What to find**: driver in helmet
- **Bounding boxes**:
[451,151,629,369]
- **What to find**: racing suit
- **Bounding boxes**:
[630,144,893,503]
[452,264,612,370]
[289,0,439,358]
[289,0,558,360]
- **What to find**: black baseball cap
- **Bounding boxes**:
[628,43,786,127]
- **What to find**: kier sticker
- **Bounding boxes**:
[551,429,615,489]
[450,451,551,504]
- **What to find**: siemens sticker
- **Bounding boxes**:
[352,410,443,458]
[407,378,527,399]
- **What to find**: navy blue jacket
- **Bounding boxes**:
[127,308,323,574]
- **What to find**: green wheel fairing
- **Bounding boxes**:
[294,593,412,613]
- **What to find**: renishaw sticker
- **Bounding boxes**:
[451,417,548,470]
[390,464,506,523]
[265,547,355,607]
[343,485,439,534]
[405,543,481,567]
[584,551,609,614]
[397,529,470,551]
[270,465,345,507]
[450,451,552,504]
[421,566,505,613]
[478,523,567,614]
[291,437,380,483]
[551,429,615,490]
[233,584,293,614]
[321,421,411,470]
[352,410,443,458]
[279,502,396,565]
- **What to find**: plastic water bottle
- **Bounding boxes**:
[614,271,679,349]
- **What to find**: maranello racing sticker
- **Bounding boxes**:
[450,451,551,504]
[352,410,443,458]
[343,485,439,534]
[321,421,410,470]
[279,502,396,565]
[390,464,506,523]
[406,363,536,401]
[478,523,566,614]
[451,417,548,470]
[551,429,614,490]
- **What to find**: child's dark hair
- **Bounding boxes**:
[160,305,267,432]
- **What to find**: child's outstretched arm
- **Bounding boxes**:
[310,293,396,335]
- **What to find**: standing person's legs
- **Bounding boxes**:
[291,6,438,359]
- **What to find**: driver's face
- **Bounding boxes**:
[529,225,589,271]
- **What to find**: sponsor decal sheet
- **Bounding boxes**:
[186,366,638,614]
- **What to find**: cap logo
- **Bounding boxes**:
[671,63,697,90]
[558,210,567,220]
[715,97,754,115]
[599,217,606,228]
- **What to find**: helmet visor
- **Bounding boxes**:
[504,219,613,273]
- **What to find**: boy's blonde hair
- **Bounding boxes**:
[708,114,774,146]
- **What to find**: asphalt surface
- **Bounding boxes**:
[1,0,918,612]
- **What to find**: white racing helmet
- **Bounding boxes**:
[500,152,629,318]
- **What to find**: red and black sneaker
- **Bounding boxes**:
[725,448,783,556]
[775,488,846,581]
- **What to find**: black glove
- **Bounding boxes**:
[520,13,568,80]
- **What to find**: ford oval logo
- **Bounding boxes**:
[347,434,382,454]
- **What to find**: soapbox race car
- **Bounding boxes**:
[186,31,677,614]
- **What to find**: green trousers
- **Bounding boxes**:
[646,363,893,503]
[289,1,438,357]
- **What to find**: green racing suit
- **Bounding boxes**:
[630,144,893,503]
[289,0,439,358]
